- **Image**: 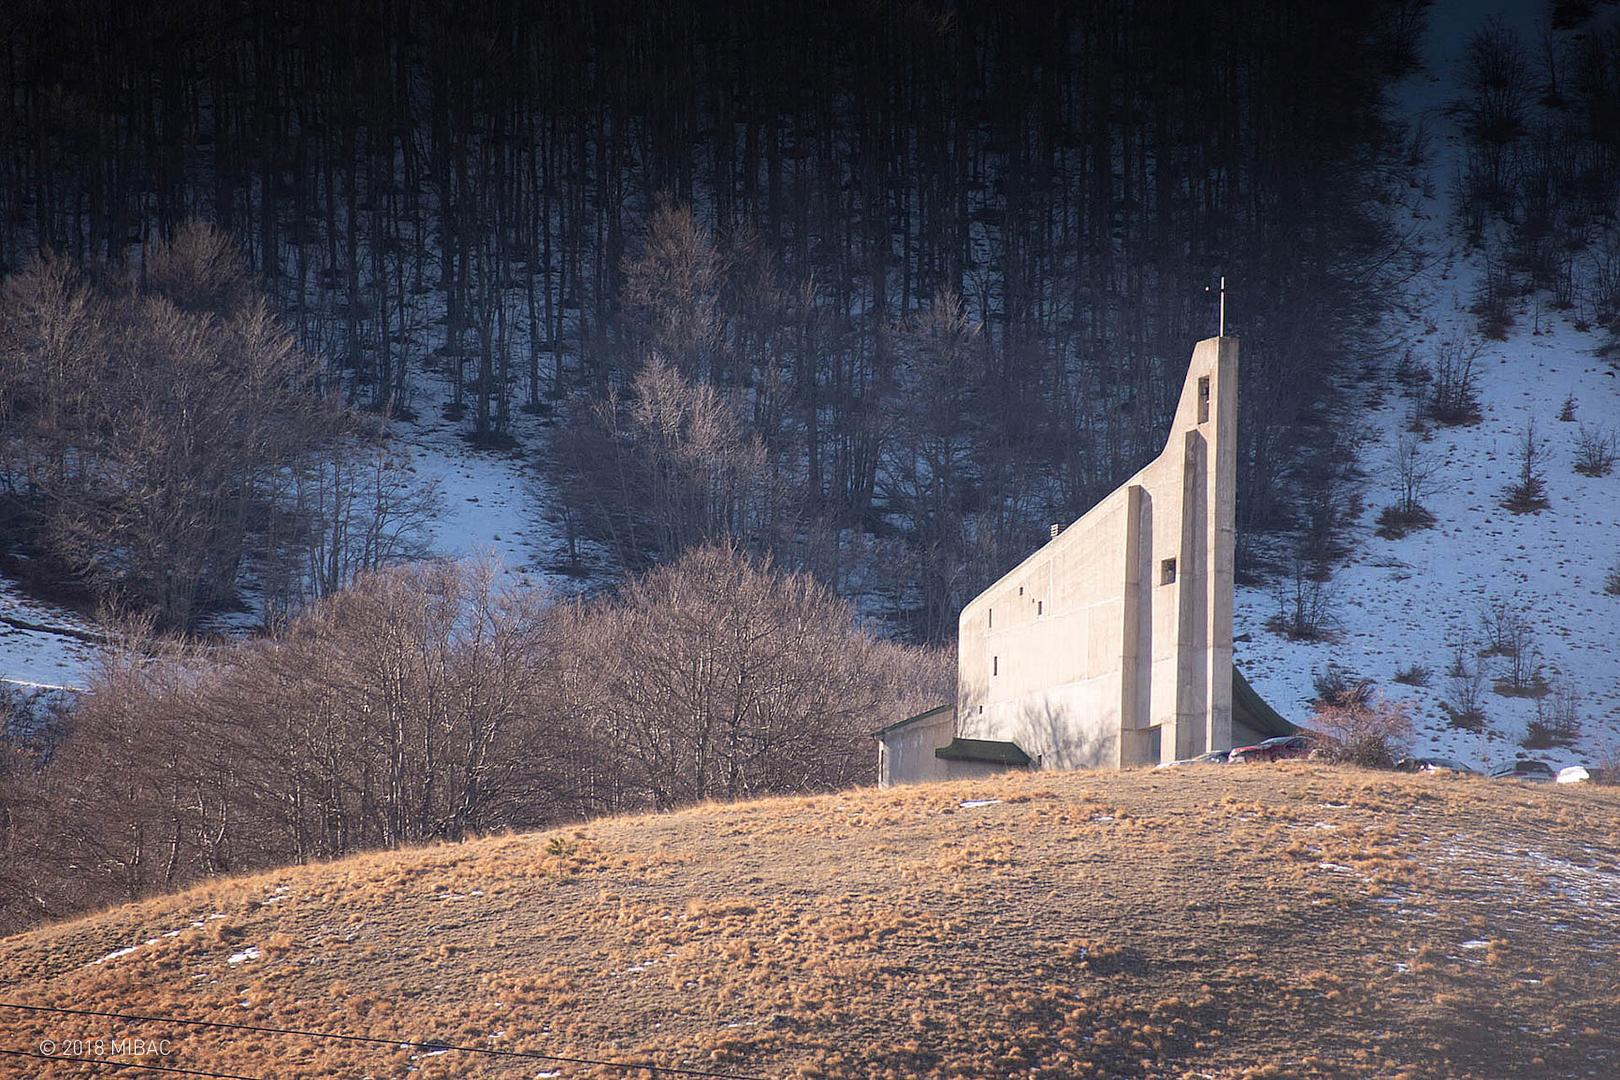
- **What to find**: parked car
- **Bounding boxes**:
[1490,759,1556,782]
[1395,756,1477,775]
[1228,735,1313,764]
[1155,749,1231,769]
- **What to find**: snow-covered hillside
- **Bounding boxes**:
[1235,0,1620,771]
[0,586,97,691]
[395,392,572,579]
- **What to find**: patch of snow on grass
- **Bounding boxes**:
[94,945,140,965]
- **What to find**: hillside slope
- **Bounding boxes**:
[1235,0,1620,770]
[3,765,1617,1079]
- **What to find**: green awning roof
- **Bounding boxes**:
[934,737,1032,767]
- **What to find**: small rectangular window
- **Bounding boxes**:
[992,656,999,676]
[1018,586,1024,596]
[1197,376,1210,424]
[1160,557,1178,585]
[988,607,993,628]
[1037,600,1043,615]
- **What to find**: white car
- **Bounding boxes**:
[1397,756,1475,774]
[1154,749,1231,769]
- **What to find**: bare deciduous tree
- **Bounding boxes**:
[0,550,948,935]
[0,223,358,628]
[557,358,783,571]
[559,545,950,811]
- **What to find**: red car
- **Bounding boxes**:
[1228,734,1313,764]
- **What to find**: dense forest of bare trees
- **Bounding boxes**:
[1456,11,1620,346]
[0,222,440,629]
[0,0,1430,636]
[0,548,947,934]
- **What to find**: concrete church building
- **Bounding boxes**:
[876,336,1293,786]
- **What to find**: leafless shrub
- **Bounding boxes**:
[1268,559,1338,642]
[1502,421,1550,513]
[1594,743,1620,786]
[1462,19,1530,145]
[1442,633,1488,730]
[1458,19,1529,222]
[1377,432,1440,538]
[1605,560,1620,596]
[1310,692,1415,769]
[1477,597,1545,695]
[1470,246,1517,339]
[1312,665,1374,710]
[1393,663,1431,687]
[1573,424,1617,477]
[1551,678,1583,731]
[1393,348,1431,393]
[1427,337,1483,426]
[1477,598,1517,657]
[1523,682,1581,749]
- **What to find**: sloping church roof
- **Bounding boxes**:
[872,703,952,739]
[1233,665,1295,738]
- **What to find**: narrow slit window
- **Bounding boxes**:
[1197,376,1211,424]
[1160,557,1178,585]
[1037,599,1043,615]
[992,656,999,677]
[988,607,993,629]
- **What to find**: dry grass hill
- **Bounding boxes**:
[3,764,1619,1079]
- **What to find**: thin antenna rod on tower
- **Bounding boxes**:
[1205,276,1227,337]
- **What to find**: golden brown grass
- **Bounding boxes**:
[2,764,1619,1078]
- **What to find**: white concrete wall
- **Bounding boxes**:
[876,707,956,786]
[954,337,1237,770]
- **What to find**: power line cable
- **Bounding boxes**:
[0,1001,769,1079]
[0,1045,262,1079]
